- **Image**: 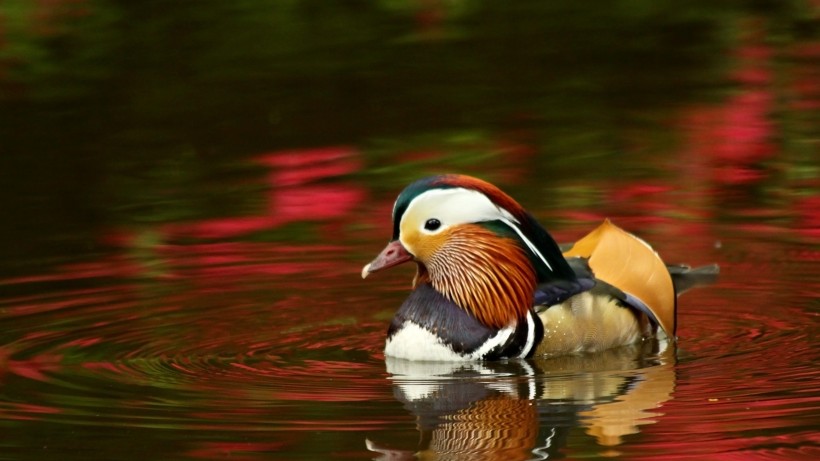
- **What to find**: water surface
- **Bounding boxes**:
[1,1,818,460]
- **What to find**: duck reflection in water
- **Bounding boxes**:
[367,340,674,460]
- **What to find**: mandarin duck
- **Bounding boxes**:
[362,174,718,361]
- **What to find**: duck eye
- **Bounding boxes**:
[424,218,441,231]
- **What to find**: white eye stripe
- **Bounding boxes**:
[401,188,518,230]
[400,187,554,274]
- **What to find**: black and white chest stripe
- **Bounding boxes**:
[385,283,543,361]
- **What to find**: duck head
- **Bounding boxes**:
[363,174,576,330]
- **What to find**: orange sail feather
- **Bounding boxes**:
[563,219,676,336]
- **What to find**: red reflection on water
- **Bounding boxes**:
[2,286,140,316]
[679,22,778,185]
[153,242,350,284]
[185,442,288,461]
[268,183,364,223]
[0,145,386,420]
[5,259,143,285]
[0,348,62,382]
[256,146,361,183]
[258,146,365,229]
[159,146,366,240]
[81,361,123,374]
[796,196,820,239]
[0,402,62,422]
[23,146,376,291]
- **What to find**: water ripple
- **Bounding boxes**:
[0,232,817,459]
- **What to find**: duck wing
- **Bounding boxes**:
[533,274,595,308]
[561,219,677,337]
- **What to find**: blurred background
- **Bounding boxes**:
[1,0,817,275]
[0,1,818,460]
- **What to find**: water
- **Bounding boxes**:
[1,1,819,460]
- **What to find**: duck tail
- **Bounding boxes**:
[667,264,720,295]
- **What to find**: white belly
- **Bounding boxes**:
[385,322,469,362]
[385,321,522,362]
